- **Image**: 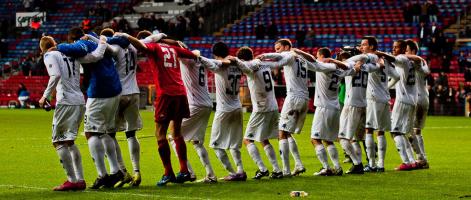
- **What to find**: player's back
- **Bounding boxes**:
[213,63,242,112]
[394,55,417,105]
[180,58,212,108]
[241,59,277,112]
[281,51,309,99]
[43,51,84,105]
[314,68,345,110]
[146,43,187,96]
[113,44,139,95]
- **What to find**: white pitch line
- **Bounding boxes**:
[0,184,211,200]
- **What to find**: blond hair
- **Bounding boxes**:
[39,36,55,53]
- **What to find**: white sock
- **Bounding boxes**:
[315,144,330,169]
[69,144,84,181]
[393,135,410,164]
[326,144,340,169]
[101,134,120,174]
[112,137,126,171]
[288,137,304,169]
[56,145,77,183]
[127,136,140,172]
[377,135,386,168]
[247,143,267,172]
[264,144,281,173]
[352,142,362,162]
[365,134,376,167]
[404,136,416,163]
[416,134,427,161]
[230,148,244,173]
[88,135,107,177]
[194,142,215,177]
[340,139,360,165]
[214,149,235,174]
[279,139,290,174]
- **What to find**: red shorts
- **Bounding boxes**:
[154,95,190,123]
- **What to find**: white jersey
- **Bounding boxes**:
[392,54,417,105]
[235,59,278,112]
[180,58,212,108]
[367,56,399,104]
[415,61,430,104]
[200,57,242,112]
[43,51,85,105]
[344,54,380,107]
[263,51,310,99]
[111,44,139,95]
[313,62,350,110]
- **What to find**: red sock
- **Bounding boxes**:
[157,139,174,176]
[174,136,188,173]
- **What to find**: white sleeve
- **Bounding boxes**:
[234,58,254,74]
[261,52,284,60]
[393,55,408,68]
[388,77,399,89]
[387,64,400,80]
[107,44,120,56]
[78,43,107,63]
[86,34,100,43]
[305,60,337,72]
[346,54,368,63]
[418,61,431,75]
[362,63,381,73]
[200,56,223,72]
[42,55,61,98]
[258,54,291,69]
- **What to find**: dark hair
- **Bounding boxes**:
[68,27,85,42]
[395,39,407,51]
[236,46,253,61]
[100,28,114,37]
[405,39,418,54]
[275,38,292,49]
[317,47,331,58]
[137,30,152,39]
[362,36,378,51]
[337,51,352,61]
[212,42,229,58]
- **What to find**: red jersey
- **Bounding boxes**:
[146,43,196,96]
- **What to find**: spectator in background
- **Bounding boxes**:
[17,83,30,108]
[295,26,307,47]
[21,57,33,76]
[435,84,447,115]
[411,1,422,24]
[267,22,278,40]
[417,22,430,47]
[23,0,33,11]
[420,1,429,23]
[155,15,167,33]
[175,15,187,40]
[427,36,441,55]
[30,16,41,38]
[306,27,316,47]
[458,51,468,73]
[435,71,449,90]
[255,22,265,39]
[0,38,7,58]
[117,17,132,33]
[402,2,412,23]
[189,12,200,36]
[427,1,439,23]
[137,13,152,31]
[442,54,451,73]
[430,22,440,37]
[198,15,204,35]
[427,74,436,114]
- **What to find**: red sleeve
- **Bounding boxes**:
[145,43,159,55]
[173,46,196,60]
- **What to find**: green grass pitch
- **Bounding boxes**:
[0,109,470,199]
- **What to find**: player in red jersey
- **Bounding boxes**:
[116,32,198,186]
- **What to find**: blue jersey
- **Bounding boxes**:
[58,39,122,98]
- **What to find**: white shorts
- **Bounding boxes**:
[279,96,308,134]
[84,96,120,134]
[391,101,415,135]
[414,100,429,130]
[52,104,85,143]
[210,109,243,149]
[338,106,366,140]
[365,100,391,132]
[244,111,279,142]
[182,106,212,142]
[116,94,143,132]
[311,107,340,142]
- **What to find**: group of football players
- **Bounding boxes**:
[39,27,430,191]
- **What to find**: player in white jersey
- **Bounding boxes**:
[359,36,400,173]
[258,39,308,177]
[166,41,218,183]
[232,46,291,179]
[376,40,425,171]
[329,49,383,174]
[38,36,87,191]
[293,48,351,176]
[201,42,247,181]
[90,28,142,187]
[405,39,430,169]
